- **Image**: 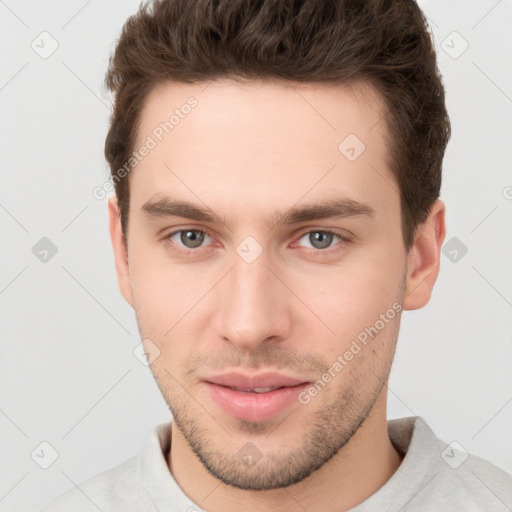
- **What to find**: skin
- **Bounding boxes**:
[109,78,446,511]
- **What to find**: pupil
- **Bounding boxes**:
[181,230,204,248]
[310,231,332,249]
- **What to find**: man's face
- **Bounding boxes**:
[118,79,409,489]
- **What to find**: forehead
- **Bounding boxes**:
[131,78,397,225]
[137,78,387,154]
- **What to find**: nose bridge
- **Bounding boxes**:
[213,249,290,349]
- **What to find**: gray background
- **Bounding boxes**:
[1,1,511,510]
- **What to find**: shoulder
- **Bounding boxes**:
[40,456,147,512]
[373,416,512,511]
[431,449,512,510]
[40,422,175,512]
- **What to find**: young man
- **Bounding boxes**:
[42,0,512,510]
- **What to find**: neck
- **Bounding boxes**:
[168,391,402,512]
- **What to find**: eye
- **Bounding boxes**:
[168,229,212,250]
[297,230,345,250]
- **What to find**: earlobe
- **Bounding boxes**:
[402,199,446,311]
[108,196,134,308]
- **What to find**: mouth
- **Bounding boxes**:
[225,386,287,393]
[203,372,311,422]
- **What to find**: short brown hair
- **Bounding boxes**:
[105,0,450,250]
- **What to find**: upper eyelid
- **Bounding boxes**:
[166,227,347,238]
[166,227,348,249]
[294,229,347,248]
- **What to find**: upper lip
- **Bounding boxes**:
[204,371,309,389]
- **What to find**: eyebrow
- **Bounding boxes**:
[141,196,375,229]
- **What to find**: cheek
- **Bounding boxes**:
[288,248,404,355]
[128,248,219,372]
[128,248,195,335]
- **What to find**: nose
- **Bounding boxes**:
[212,250,292,351]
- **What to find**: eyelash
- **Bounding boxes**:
[163,228,350,257]
[293,229,350,258]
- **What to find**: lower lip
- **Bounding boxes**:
[204,382,309,422]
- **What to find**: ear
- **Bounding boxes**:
[108,196,134,308]
[403,199,446,311]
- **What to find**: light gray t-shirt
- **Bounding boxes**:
[41,416,512,511]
